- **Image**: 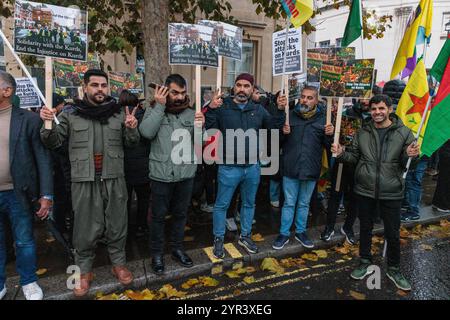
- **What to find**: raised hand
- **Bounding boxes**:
[406,141,420,158]
[209,88,223,109]
[124,106,138,129]
[154,85,169,106]
[277,94,288,110]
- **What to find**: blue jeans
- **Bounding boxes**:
[269,179,280,203]
[404,159,428,215]
[213,164,261,238]
[280,177,316,236]
[0,190,37,288]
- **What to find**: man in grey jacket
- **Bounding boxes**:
[139,74,204,274]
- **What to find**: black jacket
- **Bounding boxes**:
[383,80,406,106]
[124,106,150,185]
[10,106,53,211]
[205,97,285,165]
[281,104,332,180]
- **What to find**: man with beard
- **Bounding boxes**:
[40,69,139,297]
[321,98,371,244]
[272,86,334,250]
[139,74,205,274]
[332,94,419,291]
[205,73,286,259]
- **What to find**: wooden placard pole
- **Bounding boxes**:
[333,97,344,192]
[217,56,223,93]
[284,75,289,125]
[326,97,332,125]
[195,65,201,113]
[44,57,53,129]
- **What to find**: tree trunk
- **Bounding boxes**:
[142,0,171,98]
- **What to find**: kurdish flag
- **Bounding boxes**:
[421,34,450,156]
[280,0,314,28]
[396,59,430,146]
[390,0,433,80]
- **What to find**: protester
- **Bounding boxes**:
[139,74,205,274]
[272,86,334,250]
[0,71,53,300]
[332,94,420,291]
[119,90,151,237]
[40,69,139,297]
[205,73,286,258]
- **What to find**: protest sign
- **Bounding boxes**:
[14,0,88,61]
[307,47,355,84]
[53,53,99,87]
[289,73,307,101]
[109,72,144,99]
[319,59,375,98]
[198,20,242,60]
[169,23,218,67]
[15,77,41,108]
[272,27,302,76]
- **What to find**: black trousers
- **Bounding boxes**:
[326,163,358,230]
[126,183,151,228]
[357,195,401,267]
[432,148,450,210]
[204,163,218,205]
[150,178,194,256]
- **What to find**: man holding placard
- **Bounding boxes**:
[332,94,419,291]
[40,69,139,297]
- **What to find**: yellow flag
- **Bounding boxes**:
[396,59,430,146]
[281,0,314,28]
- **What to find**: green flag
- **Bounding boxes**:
[430,34,450,82]
[341,0,362,47]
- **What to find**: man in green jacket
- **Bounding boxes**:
[139,74,204,275]
[40,69,140,297]
[332,94,419,291]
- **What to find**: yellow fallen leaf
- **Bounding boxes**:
[141,289,157,300]
[233,289,242,296]
[350,290,366,300]
[396,289,409,297]
[97,293,120,300]
[243,276,255,284]
[225,271,241,279]
[183,236,194,242]
[301,253,319,262]
[336,288,344,294]
[95,291,104,299]
[261,257,285,274]
[181,278,200,289]
[400,239,408,246]
[159,284,186,299]
[36,268,47,276]
[372,236,384,244]
[419,244,433,251]
[440,219,450,228]
[335,246,350,255]
[280,257,306,268]
[125,290,144,300]
[312,250,328,259]
[199,276,219,287]
[400,227,410,238]
[342,255,352,261]
[245,267,256,273]
[251,233,265,242]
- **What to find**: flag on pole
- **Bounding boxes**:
[395,59,430,146]
[280,0,314,28]
[341,0,362,47]
[421,34,450,156]
[390,0,433,80]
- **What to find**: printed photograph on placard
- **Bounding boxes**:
[109,72,144,99]
[54,53,100,88]
[307,47,355,83]
[198,20,243,60]
[168,23,218,67]
[14,0,88,61]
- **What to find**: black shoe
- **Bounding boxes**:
[172,249,193,268]
[340,226,356,245]
[151,255,164,274]
[320,226,335,242]
[238,235,259,254]
[213,237,225,259]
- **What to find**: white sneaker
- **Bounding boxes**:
[270,201,280,208]
[432,205,450,213]
[225,217,238,232]
[0,285,6,300]
[22,282,43,300]
[200,203,214,213]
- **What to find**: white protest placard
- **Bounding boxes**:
[198,20,243,60]
[272,27,302,76]
[15,77,42,109]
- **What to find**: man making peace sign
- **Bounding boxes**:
[40,69,140,297]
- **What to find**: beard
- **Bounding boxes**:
[235,91,250,103]
[88,92,106,104]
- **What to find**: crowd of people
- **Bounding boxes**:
[0,68,448,300]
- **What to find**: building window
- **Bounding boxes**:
[226,41,255,89]
[336,38,342,47]
[319,40,330,48]
[442,12,450,36]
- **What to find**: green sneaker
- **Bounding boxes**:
[350,259,374,280]
[386,267,411,291]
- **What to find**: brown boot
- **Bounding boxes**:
[73,273,94,297]
[112,266,134,285]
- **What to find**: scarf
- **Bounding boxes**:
[73,95,122,124]
[295,103,317,120]
[150,96,192,114]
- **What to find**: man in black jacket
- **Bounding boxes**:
[0,71,53,300]
[272,86,334,250]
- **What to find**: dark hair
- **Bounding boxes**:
[164,74,187,88]
[0,70,17,95]
[302,85,319,98]
[83,69,108,85]
[369,94,393,108]
[118,89,139,107]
